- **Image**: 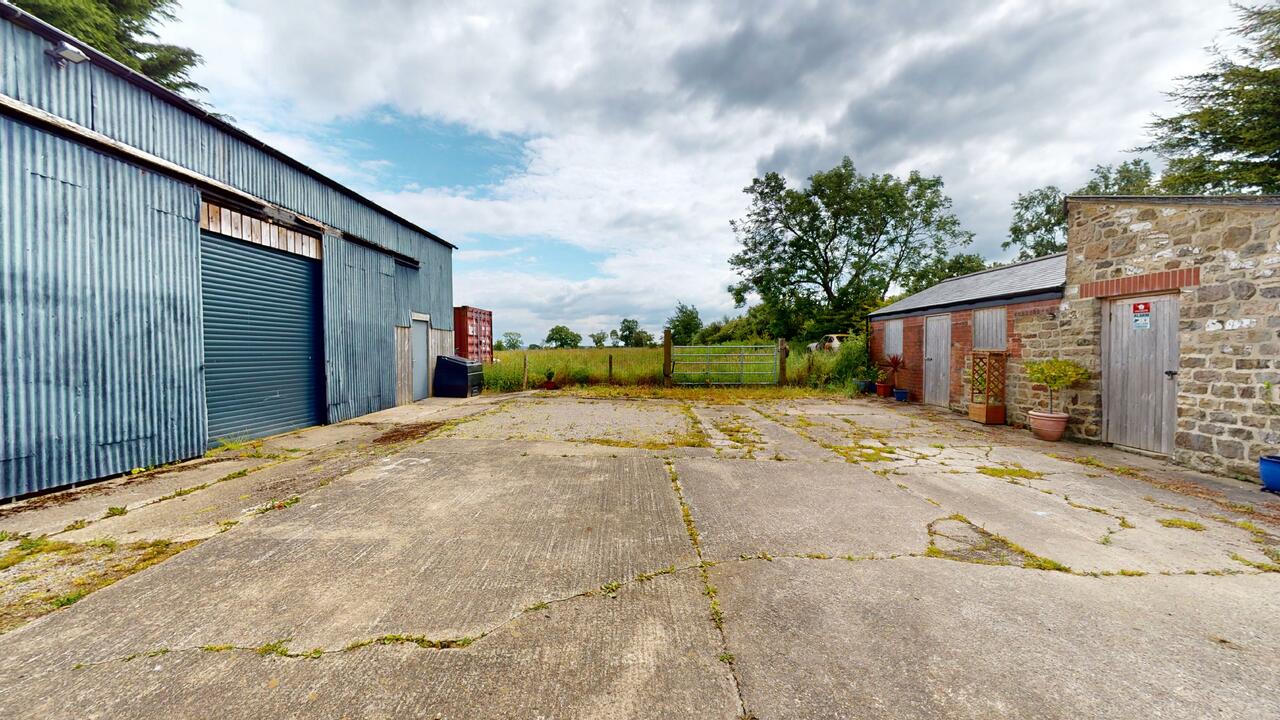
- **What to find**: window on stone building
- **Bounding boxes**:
[884,319,903,356]
[973,307,1007,350]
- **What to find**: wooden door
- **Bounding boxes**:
[924,314,951,407]
[1104,295,1179,454]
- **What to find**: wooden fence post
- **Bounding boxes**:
[522,352,528,391]
[777,338,788,386]
[663,329,673,387]
[608,354,613,384]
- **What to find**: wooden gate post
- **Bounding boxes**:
[777,338,788,386]
[663,329,673,387]
[522,352,529,391]
[608,354,614,384]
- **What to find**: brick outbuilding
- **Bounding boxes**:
[869,195,1280,481]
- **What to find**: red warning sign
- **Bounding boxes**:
[1132,301,1150,314]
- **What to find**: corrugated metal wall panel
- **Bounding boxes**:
[1,15,454,293]
[201,234,324,443]
[323,234,397,422]
[0,117,205,498]
[323,234,449,421]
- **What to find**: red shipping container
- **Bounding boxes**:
[453,306,493,363]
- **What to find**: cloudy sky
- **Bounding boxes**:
[159,0,1238,343]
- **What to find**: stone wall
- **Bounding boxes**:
[1065,197,1280,479]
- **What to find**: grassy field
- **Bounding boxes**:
[483,345,855,392]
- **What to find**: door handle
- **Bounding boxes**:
[925,357,933,362]
[1164,370,1178,378]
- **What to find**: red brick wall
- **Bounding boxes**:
[870,296,1063,414]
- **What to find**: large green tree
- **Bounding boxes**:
[1146,3,1280,193]
[614,318,652,347]
[16,0,204,94]
[544,326,581,349]
[729,157,971,339]
[587,331,608,348]
[1003,159,1157,260]
[500,331,522,350]
[666,302,702,346]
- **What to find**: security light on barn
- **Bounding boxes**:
[45,40,88,67]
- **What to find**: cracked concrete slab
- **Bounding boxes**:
[0,572,738,720]
[0,452,693,669]
[0,457,270,539]
[444,397,697,446]
[713,556,1280,720]
[2,392,1275,719]
[675,458,937,560]
[896,466,1272,573]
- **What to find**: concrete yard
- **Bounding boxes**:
[1,392,1278,719]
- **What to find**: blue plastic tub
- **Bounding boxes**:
[1262,456,1280,492]
[893,388,909,402]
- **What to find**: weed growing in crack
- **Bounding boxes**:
[1223,550,1274,568]
[63,519,88,532]
[719,652,735,663]
[253,496,301,515]
[977,465,1044,480]
[50,591,86,608]
[634,566,677,582]
[1158,518,1205,531]
[525,601,550,612]
[600,581,623,598]
[104,506,128,518]
[256,640,292,657]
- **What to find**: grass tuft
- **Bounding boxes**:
[1158,517,1206,531]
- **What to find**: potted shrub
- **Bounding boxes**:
[884,354,909,401]
[874,367,892,397]
[542,369,558,390]
[1024,358,1090,441]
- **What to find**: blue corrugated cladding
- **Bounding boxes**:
[1,15,456,496]
[323,235,452,422]
[0,117,205,498]
[0,16,454,305]
[202,234,324,443]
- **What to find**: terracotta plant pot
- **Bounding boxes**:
[1028,411,1069,441]
[875,382,892,398]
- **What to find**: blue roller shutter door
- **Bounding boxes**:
[201,233,324,444]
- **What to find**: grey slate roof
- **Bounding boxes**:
[869,252,1065,318]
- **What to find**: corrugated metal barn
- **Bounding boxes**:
[0,6,455,499]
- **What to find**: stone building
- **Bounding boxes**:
[869,195,1280,481]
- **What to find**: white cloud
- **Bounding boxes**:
[159,0,1240,340]
[454,246,525,262]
